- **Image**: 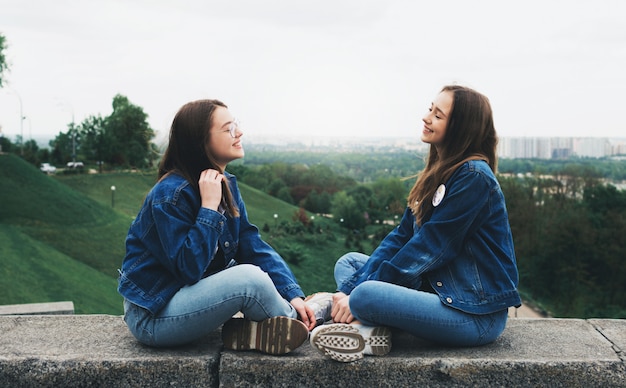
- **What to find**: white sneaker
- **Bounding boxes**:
[304,292,333,328]
[310,323,391,362]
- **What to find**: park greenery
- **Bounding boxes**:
[0,94,156,170]
[0,154,378,314]
[231,151,626,318]
[1,146,625,318]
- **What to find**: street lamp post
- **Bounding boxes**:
[7,88,25,155]
[111,186,116,208]
[71,112,76,162]
[56,99,76,161]
[25,117,32,153]
[19,101,24,156]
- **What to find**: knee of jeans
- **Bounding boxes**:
[234,263,263,276]
[348,283,379,318]
[333,253,352,273]
[334,252,364,280]
[124,302,155,346]
[229,263,262,278]
[476,310,508,345]
[233,264,274,289]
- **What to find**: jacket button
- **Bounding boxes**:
[224,242,230,248]
[436,281,443,287]
[446,297,453,303]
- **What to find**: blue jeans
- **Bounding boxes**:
[334,252,508,347]
[123,264,297,347]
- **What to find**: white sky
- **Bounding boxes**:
[1,0,625,145]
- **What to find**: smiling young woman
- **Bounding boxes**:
[311,85,521,362]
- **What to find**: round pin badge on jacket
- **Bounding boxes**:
[432,184,446,207]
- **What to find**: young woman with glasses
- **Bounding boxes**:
[118,99,316,354]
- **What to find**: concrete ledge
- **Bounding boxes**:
[0,315,624,387]
[0,301,75,315]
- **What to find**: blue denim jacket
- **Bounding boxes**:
[338,160,522,315]
[118,172,305,315]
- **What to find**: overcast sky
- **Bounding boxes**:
[1,0,625,146]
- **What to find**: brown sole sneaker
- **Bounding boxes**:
[221,316,309,355]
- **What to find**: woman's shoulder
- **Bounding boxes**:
[154,172,188,189]
[450,159,496,184]
[148,173,194,201]
[465,159,493,174]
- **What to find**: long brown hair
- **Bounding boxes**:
[407,85,497,225]
[158,99,239,217]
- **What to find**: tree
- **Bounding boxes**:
[268,178,288,197]
[582,184,626,313]
[276,186,294,204]
[331,191,365,230]
[370,177,407,221]
[21,139,39,165]
[104,94,154,167]
[49,130,74,165]
[0,33,10,87]
[0,134,14,153]
[501,171,626,318]
[302,190,332,214]
[78,114,107,165]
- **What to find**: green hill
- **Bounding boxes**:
[58,168,348,296]
[0,154,127,314]
[1,154,349,314]
[0,223,120,313]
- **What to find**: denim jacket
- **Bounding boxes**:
[338,160,522,315]
[118,172,305,315]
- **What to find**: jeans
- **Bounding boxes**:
[334,252,508,347]
[123,264,297,347]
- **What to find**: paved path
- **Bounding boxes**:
[509,301,545,318]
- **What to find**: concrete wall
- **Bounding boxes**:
[0,315,624,387]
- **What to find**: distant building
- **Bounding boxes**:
[499,137,620,159]
[499,137,552,159]
[613,142,626,156]
[573,138,610,158]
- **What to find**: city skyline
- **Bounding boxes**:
[7,130,626,157]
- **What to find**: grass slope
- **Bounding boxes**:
[0,155,128,313]
[238,183,345,293]
[0,224,121,314]
[57,171,156,218]
[60,170,348,294]
[1,154,349,315]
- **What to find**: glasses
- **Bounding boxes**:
[225,118,240,138]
